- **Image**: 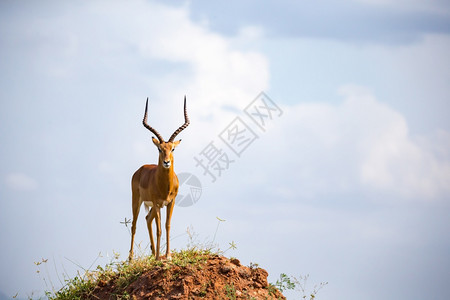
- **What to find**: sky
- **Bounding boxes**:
[0,0,449,299]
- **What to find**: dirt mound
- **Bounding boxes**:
[90,253,285,299]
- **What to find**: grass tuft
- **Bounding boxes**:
[46,248,211,300]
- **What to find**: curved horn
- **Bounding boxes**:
[168,96,190,142]
[142,98,164,142]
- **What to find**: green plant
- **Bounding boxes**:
[291,275,328,300]
[171,248,211,267]
[270,273,328,300]
[274,273,296,292]
[185,217,238,255]
[267,283,278,296]
[224,283,236,300]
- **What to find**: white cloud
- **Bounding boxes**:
[2,0,270,174]
[7,0,269,120]
[257,85,450,200]
[339,85,450,198]
[5,173,38,191]
[78,0,270,157]
[84,0,269,123]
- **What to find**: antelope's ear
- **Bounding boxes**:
[152,137,160,146]
[173,140,181,147]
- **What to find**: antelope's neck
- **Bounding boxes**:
[156,163,175,193]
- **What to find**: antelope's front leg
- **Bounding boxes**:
[154,207,162,260]
[165,200,175,260]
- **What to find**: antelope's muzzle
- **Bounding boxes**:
[163,160,171,168]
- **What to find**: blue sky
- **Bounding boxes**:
[1,1,449,299]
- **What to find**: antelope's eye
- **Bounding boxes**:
[158,148,162,153]
[171,148,175,152]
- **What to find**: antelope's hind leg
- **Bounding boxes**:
[129,188,141,261]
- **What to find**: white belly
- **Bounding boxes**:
[144,201,153,207]
[144,200,170,208]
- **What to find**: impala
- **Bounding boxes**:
[129,97,189,261]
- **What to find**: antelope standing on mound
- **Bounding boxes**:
[129,97,189,261]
